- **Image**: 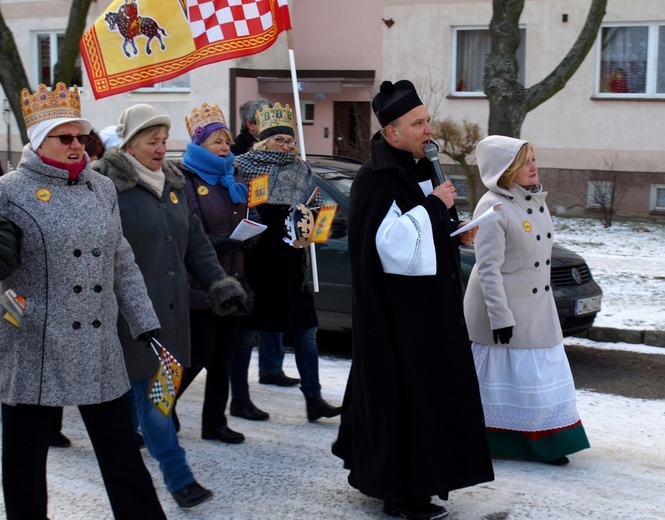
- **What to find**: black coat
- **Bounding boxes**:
[93,151,228,380]
[243,203,317,332]
[332,133,494,502]
[230,129,256,156]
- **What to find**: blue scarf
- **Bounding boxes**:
[181,142,248,203]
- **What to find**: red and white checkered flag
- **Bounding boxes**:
[188,0,292,48]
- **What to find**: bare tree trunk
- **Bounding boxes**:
[0,1,94,145]
[0,8,31,144]
[485,0,527,137]
[54,0,95,85]
[485,0,608,137]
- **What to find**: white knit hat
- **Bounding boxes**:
[98,125,122,149]
[116,104,171,149]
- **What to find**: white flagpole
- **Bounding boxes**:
[287,30,319,292]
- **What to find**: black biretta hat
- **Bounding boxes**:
[372,80,423,127]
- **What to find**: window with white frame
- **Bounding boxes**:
[596,23,665,97]
[300,100,315,124]
[452,27,526,95]
[587,180,614,209]
[650,184,665,212]
[136,74,191,92]
[35,31,83,87]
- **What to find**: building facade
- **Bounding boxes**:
[1,0,663,218]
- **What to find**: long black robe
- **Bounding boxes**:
[332,133,494,502]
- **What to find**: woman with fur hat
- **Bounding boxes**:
[465,135,590,465]
[93,103,248,509]
[0,84,166,519]
[234,102,341,422]
[172,102,266,444]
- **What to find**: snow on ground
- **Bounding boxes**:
[1,215,663,519]
[1,353,663,520]
[551,215,665,331]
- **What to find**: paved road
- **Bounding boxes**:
[318,331,665,400]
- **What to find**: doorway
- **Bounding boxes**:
[333,101,371,161]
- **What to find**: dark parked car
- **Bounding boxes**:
[307,155,602,336]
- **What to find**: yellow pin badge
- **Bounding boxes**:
[523,221,532,232]
[36,189,52,202]
[170,192,179,204]
[197,186,209,196]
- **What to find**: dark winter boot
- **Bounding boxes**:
[304,394,342,423]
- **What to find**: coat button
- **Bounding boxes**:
[545,285,551,291]
[73,249,82,257]
[527,208,533,214]
[540,207,545,212]
[94,285,102,293]
[92,320,101,328]
[458,317,465,325]
[451,272,457,280]
[536,235,541,240]
[166,236,173,242]
[73,322,81,329]
[546,259,551,265]
[73,285,82,293]
[92,248,101,257]
[532,288,538,294]
[168,271,175,277]
[547,232,552,239]
[526,195,532,201]
[535,261,540,267]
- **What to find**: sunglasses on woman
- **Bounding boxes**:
[46,134,91,146]
[271,136,297,149]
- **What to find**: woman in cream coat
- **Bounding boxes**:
[464,135,589,466]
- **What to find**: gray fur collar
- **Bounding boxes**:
[91,148,185,193]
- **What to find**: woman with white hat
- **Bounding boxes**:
[93,103,248,509]
[0,83,166,519]
[465,135,590,466]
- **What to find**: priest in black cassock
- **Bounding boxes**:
[332,80,494,520]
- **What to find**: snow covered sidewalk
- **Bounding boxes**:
[1,349,663,520]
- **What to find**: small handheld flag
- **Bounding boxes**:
[248,174,269,207]
[147,337,183,417]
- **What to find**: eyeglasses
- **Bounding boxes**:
[271,136,297,149]
[46,134,91,146]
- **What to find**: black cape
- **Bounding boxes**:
[332,133,494,502]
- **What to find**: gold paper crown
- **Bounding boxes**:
[256,102,293,138]
[185,103,228,138]
[20,83,82,129]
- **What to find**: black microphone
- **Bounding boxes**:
[424,143,446,186]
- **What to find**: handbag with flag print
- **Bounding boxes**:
[147,337,183,417]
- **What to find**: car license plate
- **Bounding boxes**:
[575,296,601,316]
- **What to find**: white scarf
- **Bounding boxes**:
[123,152,165,197]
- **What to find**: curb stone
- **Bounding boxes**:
[578,327,665,348]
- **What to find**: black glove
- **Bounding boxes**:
[493,326,513,345]
[137,329,160,346]
[209,277,247,317]
[232,280,255,316]
[210,237,244,255]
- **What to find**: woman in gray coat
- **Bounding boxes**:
[0,83,165,519]
[464,135,590,466]
[93,103,247,509]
